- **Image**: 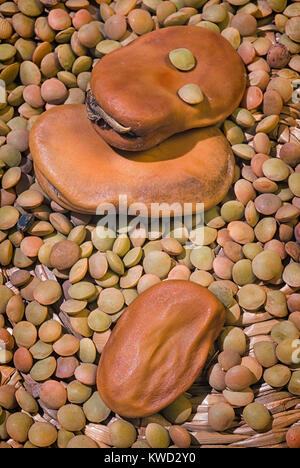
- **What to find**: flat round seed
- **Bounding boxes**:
[67,380,92,405]
[48,9,71,31]
[221,201,245,222]
[264,239,286,260]
[178,83,203,104]
[106,250,124,275]
[68,281,97,301]
[223,120,244,145]
[0,145,22,167]
[53,334,80,356]
[74,363,97,386]
[30,356,57,381]
[89,252,108,280]
[20,236,43,258]
[33,280,62,305]
[13,321,37,348]
[168,265,190,281]
[79,338,96,364]
[25,301,48,326]
[29,341,53,360]
[78,22,102,48]
[96,271,119,288]
[162,394,192,424]
[123,247,143,267]
[232,144,255,160]
[17,189,44,209]
[96,39,122,55]
[15,387,38,414]
[88,309,112,332]
[39,320,62,343]
[252,250,282,281]
[127,9,154,35]
[60,299,87,315]
[223,241,244,263]
[275,204,299,223]
[288,173,300,197]
[196,20,220,33]
[41,78,68,105]
[0,44,16,61]
[2,167,22,189]
[253,177,278,193]
[57,404,86,432]
[280,143,300,167]
[286,17,300,43]
[271,321,299,345]
[189,270,213,287]
[263,364,291,387]
[40,380,67,410]
[72,8,93,29]
[254,217,277,243]
[263,89,283,116]
[49,213,72,235]
[238,41,256,65]
[104,14,127,41]
[225,365,253,391]
[145,423,170,448]
[83,391,111,423]
[161,238,183,255]
[243,403,271,432]
[69,258,88,284]
[0,328,14,351]
[49,240,80,271]
[54,356,78,380]
[68,226,87,245]
[0,18,13,40]
[143,251,171,278]
[262,158,290,182]
[91,330,110,355]
[0,239,13,268]
[20,61,41,86]
[119,265,143,288]
[213,256,234,280]
[13,347,33,372]
[168,425,191,448]
[98,288,124,315]
[283,262,300,288]
[237,284,266,310]
[218,349,242,371]
[288,371,300,396]
[28,422,57,448]
[168,48,195,71]
[113,235,131,257]
[190,246,214,271]
[242,86,263,110]
[228,221,254,244]
[208,402,235,431]
[110,419,137,448]
[69,309,93,337]
[0,206,20,230]
[136,273,160,294]
[254,134,273,158]
[92,226,115,252]
[265,290,287,318]
[254,194,282,215]
[234,179,256,205]
[189,226,217,246]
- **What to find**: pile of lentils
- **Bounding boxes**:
[0,0,300,450]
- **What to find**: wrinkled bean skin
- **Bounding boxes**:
[90,26,246,151]
[97,280,225,417]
